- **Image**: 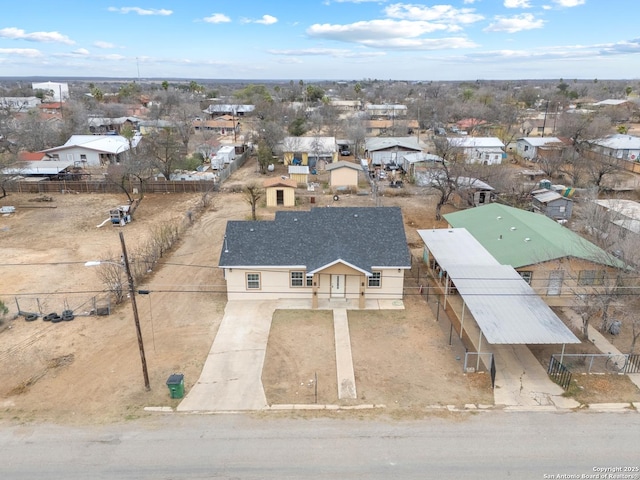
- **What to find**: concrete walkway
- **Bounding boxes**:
[333,309,357,400]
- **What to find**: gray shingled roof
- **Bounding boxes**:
[219,207,411,273]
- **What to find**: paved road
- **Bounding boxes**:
[2,412,639,479]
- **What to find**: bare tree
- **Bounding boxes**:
[244,183,263,221]
[429,137,467,220]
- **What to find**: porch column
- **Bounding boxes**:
[359,276,366,309]
[312,274,318,309]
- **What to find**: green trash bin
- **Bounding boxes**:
[166,373,184,399]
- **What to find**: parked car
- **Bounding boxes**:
[340,148,351,156]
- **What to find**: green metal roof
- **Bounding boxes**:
[444,203,622,269]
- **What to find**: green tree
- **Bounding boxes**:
[162,81,169,91]
[288,117,307,136]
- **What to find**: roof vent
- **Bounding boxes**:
[294,218,298,222]
[249,228,254,232]
[497,216,502,220]
[354,214,358,218]
[524,237,531,242]
[510,226,516,231]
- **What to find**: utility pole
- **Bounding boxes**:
[119,231,150,391]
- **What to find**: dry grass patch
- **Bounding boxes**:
[563,374,640,405]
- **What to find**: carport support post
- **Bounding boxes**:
[560,343,566,365]
[477,331,483,371]
[460,302,466,340]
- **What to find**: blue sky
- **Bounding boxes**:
[1,0,638,81]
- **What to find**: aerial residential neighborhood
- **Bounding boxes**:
[2,1,640,476]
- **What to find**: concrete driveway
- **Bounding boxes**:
[177,300,278,412]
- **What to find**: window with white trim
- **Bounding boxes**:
[290,271,304,287]
[578,270,605,286]
[520,271,533,285]
[368,271,381,288]
[246,273,261,289]
[306,275,313,287]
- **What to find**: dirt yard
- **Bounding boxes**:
[0,157,634,425]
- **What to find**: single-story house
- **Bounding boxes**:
[0,96,41,111]
[531,188,573,221]
[365,104,407,119]
[193,115,239,135]
[32,81,69,102]
[88,116,141,134]
[42,134,140,167]
[364,119,419,136]
[2,160,75,179]
[330,100,362,112]
[326,161,362,188]
[202,104,255,117]
[264,177,297,207]
[593,199,640,238]
[418,227,580,346]
[401,152,443,180]
[219,207,411,308]
[588,134,640,163]
[516,137,564,160]
[444,203,624,307]
[280,136,337,168]
[139,119,176,135]
[446,137,505,165]
[364,137,422,169]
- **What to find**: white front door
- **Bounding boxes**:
[331,274,345,297]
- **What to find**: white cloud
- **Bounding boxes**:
[203,13,231,24]
[255,15,278,25]
[504,0,532,7]
[0,48,42,58]
[107,7,172,16]
[484,13,545,33]
[268,48,386,58]
[72,48,90,55]
[553,0,585,6]
[94,41,116,49]
[463,0,477,3]
[0,27,74,45]
[384,4,484,24]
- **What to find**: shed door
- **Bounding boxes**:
[276,189,284,205]
[331,275,345,297]
[547,270,564,296]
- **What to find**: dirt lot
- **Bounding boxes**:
[0,158,636,425]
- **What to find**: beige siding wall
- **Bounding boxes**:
[330,168,359,187]
[516,258,620,307]
[224,266,405,301]
[265,186,295,207]
[289,173,308,185]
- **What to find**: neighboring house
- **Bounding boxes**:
[88,116,141,134]
[219,207,411,308]
[455,118,487,134]
[588,134,640,163]
[18,151,49,161]
[330,100,362,111]
[365,104,407,119]
[446,137,505,165]
[444,203,623,306]
[139,119,175,135]
[264,177,297,207]
[326,161,362,188]
[193,115,239,136]
[288,165,310,184]
[280,136,337,168]
[364,137,422,168]
[418,227,580,346]
[0,96,40,111]
[42,134,139,167]
[516,137,564,160]
[531,189,573,221]
[364,119,419,136]
[202,104,255,117]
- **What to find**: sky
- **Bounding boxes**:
[0,0,639,81]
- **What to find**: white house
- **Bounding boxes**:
[364,137,421,168]
[516,137,564,160]
[42,134,140,167]
[447,137,505,165]
[0,96,41,111]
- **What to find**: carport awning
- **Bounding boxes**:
[445,264,580,345]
